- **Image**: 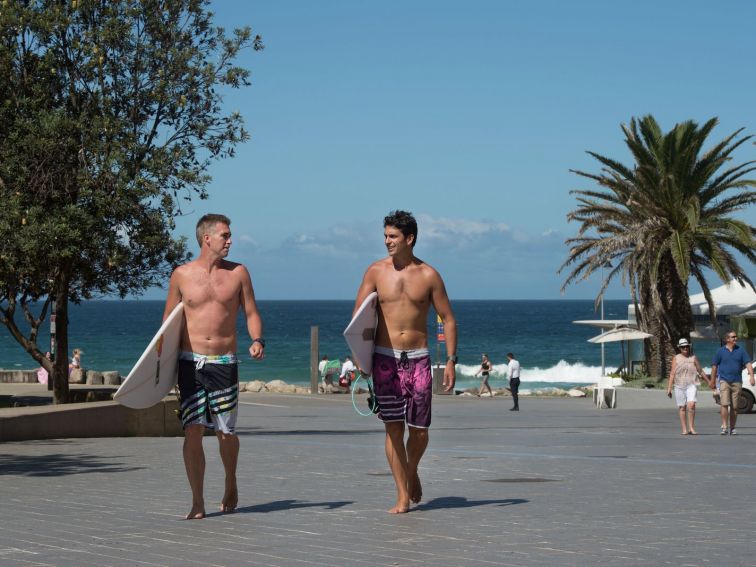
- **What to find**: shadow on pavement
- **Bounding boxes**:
[0,453,145,477]
[236,429,376,437]
[415,496,528,511]
[203,499,353,517]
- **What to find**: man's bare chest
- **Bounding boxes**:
[377,273,431,306]
[182,273,240,306]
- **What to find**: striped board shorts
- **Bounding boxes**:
[178,352,239,434]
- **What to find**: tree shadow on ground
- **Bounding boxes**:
[0,453,145,477]
[202,499,353,517]
[415,496,528,511]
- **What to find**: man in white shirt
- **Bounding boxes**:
[340,356,356,386]
[318,355,328,376]
[507,353,521,411]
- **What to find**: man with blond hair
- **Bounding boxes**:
[164,213,265,519]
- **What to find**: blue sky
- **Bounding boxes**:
[154,0,756,301]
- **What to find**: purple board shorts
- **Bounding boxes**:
[372,346,432,429]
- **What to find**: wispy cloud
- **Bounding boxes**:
[231,213,571,299]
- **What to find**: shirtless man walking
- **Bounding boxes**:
[353,210,457,514]
[164,213,264,520]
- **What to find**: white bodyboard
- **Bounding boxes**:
[343,292,378,375]
[114,302,184,409]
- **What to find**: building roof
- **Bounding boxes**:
[689,280,756,316]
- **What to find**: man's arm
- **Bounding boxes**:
[746,362,755,387]
[709,364,718,389]
[163,270,183,322]
[430,271,457,393]
[239,265,264,360]
[352,265,378,316]
[692,356,709,384]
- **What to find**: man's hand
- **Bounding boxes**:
[249,342,264,360]
[443,360,456,393]
[750,376,755,387]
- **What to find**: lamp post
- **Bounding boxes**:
[600,261,612,376]
[48,291,56,392]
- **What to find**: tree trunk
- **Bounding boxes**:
[52,276,70,404]
[642,309,669,381]
[653,257,694,381]
[635,274,665,380]
[636,254,697,382]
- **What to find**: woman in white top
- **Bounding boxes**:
[666,338,707,435]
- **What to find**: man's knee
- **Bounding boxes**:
[408,426,428,442]
[216,431,238,443]
[185,424,205,438]
[385,422,405,439]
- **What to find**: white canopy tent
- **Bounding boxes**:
[689,280,756,316]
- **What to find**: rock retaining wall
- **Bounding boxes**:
[0,370,38,383]
[0,368,123,384]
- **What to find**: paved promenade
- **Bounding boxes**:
[2,391,756,566]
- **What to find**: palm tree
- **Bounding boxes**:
[560,115,756,379]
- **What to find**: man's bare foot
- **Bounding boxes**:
[409,472,423,504]
[388,503,410,514]
[185,504,205,520]
[220,486,238,513]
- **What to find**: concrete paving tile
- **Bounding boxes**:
[2,393,756,566]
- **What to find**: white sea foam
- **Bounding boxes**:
[456,360,600,384]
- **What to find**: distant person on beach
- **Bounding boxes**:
[666,338,708,435]
[37,351,52,384]
[507,353,521,411]
[352,209,457,514]
[319,355,329,376]
[319,355,332,389]
[164,213,264,520]
[475,353,494,397]
[68,348,82,376]
[320,355,340,391]
[710,330,754,436]
[339,355,356,388]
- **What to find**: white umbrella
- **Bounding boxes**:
[588,327,653,378]
[588,327,653,343]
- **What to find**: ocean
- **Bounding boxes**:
[0,299,722,392]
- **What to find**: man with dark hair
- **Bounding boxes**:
[507,353,521,411]
[711,330,754,435]
[383,210,418,247]
[164,213,265,519]
[353,210,457,514]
